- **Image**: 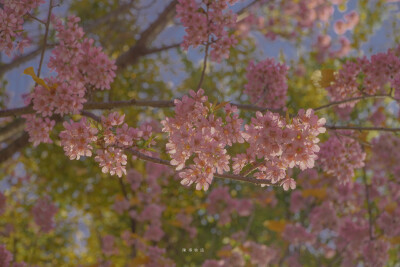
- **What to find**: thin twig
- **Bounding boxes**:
[26,13,46,24]
[242,211,256,242]
[197,42,210,90]
[314,94,392,112]
[241,161,264,177]
[362,168,374,240]
[37,0,53,77]
[80,111,101,122]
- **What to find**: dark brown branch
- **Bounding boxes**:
[0,48,42,76]
[0,106,34,118]
[115,0,178,69]
[80,111,101,122]
[83,1,136,32]
[0,118,25,143]
[0,132,30,164]
[84,99,175,110]
[0,99,283,118]
[326,125,400,132]
[143,43,181,56]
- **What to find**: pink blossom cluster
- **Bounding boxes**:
[133,240,176,267]
[59,117,98,160]
[59,112,153,177]
[309,201,338,232]
[283,0,333,28]
[318,133,365,182]
[117,164,175,254]
[22,15,117,147]
[125,163,173,244]
[244,58,288,109]
[101,235,118,256]
[333,11,360,35]
[313,35,352,62]
[242,241,278,267]
[48,16,116,90]
[377,206,400,237]
[282,223,315,245]
[0,244,12,267]
[31,196,58,233]
[241,0,334,41]
[162,89,244,191]
[0,0,44,56]
[27,16,116,116]
[126,169,142,191]
[202,242,278,267]
[202,246,244,267]
[233,109,326,190]
[326,47,400,111]
[176,0,238,62]
[362,240,389,267]
[29,77,86,117]
[175,212,197,238]
[206,186,252,225]
[370,133,400,175]
[113,197,130,215]
[21,114,55,147]
[94,112,153,177]
[132,203,165,242]
[283,155,398,266]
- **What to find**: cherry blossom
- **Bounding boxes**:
[176,0,238,62]
[318,132,366,183]
[22,114,55,147]
[31,196,58,233]
[244,58,288,109]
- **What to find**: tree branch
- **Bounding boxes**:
[314,94,392,112]
[0,99,282,118]
[37,0,53,77]
[325,125,400,132]
[115,0,178,69]
[0,118,25,143]
[197,42,209,90]
[142,43,181,56]
[362,168,374,240]
[0,132,30,164]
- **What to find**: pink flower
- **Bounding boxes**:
[176,0,238,61]
[22,114,55,147]
[280,177,296,191]
[144,223,164,242]
[344,11,359,30]
[318,132,365,183]
[0,245,12,267]
[59,118,98,160]
[101,235,117,256]
[113,197,130,215]
[334,20,347,35]
[244,58,288,109]
[163,89,243,190]
[95,147,127,177]
[31,196,58,233]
